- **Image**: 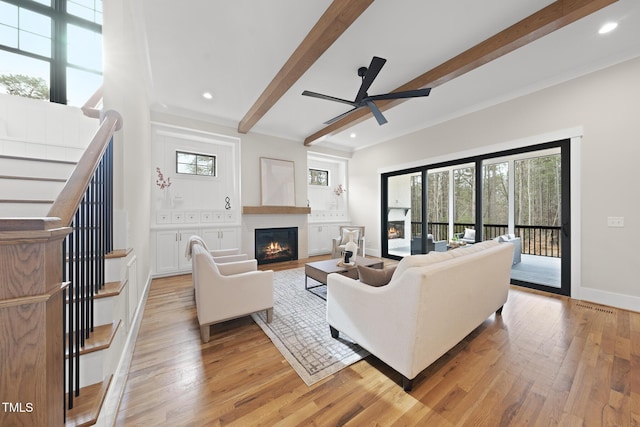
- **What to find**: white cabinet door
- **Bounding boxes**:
[218,228,238,250]
[177,229,199,270]
[155,231,180,275]
[308,225,327,255]
[202,228,239,251]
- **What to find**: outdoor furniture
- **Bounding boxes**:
[411,234,447,254]
[495,234,522,265]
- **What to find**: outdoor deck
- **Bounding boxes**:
[511,253,561,288]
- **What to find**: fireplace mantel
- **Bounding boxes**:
[242,206,311,215]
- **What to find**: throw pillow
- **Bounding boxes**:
[357,265,396,287]
[463,228,475,240]
[341,229,360,245]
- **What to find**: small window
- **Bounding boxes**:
[176,151,216,176]
[308,168,328,186]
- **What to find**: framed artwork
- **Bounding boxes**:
[308,168,329,186]
[260,157,295,206]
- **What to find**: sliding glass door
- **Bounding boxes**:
[382,139,571,296]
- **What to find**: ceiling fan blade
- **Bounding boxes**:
[367,87,432,101]
[302,90,356,106]
[355,56,386,102]
[323,107,361,125]
[366,101,388,125]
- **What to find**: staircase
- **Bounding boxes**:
[0,92,132,426]
[0,155,76,216]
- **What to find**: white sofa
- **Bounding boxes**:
[326,239,514,391]
[192,243,274,343]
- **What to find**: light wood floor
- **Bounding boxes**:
[116,256,640,426]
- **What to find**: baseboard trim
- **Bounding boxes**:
[96,270,152,426]
[578,287,640,313]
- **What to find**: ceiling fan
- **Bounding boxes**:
[302,56,431,126]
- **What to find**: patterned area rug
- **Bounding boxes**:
[252,267,369,386]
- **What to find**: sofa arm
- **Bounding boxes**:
[327,273,421,376]
[217,259,258,275]
[212,254,249,263]
[209,248,240,257]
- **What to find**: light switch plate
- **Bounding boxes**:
[607,217,624,227]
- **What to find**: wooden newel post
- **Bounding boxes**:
[0,219,71,427]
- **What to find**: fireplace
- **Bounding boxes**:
[255,227,298,265]
[388,221,405,239]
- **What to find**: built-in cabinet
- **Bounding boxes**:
[309,223,340,255]
[152,225,240,276]
[202,228,238,250]
[151,123,241,276]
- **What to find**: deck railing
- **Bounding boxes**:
[417,222,562,257]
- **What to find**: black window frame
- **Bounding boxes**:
[175,150,217,177]
[0,0,102,104]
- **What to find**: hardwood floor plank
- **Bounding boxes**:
[115,257,640,426]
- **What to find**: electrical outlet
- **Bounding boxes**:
[607,217,624,227]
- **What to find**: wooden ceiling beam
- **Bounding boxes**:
[304,0,618,146]
[237,0,373,135]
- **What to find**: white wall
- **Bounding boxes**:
[149,111,314,258]
[349,56,640,311]
[0,92,97,160]
[103,0,152,309]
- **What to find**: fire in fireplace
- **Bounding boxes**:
[388,221,405,239]
[255,227,298,265]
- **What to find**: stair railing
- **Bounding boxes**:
[0,86,122,426]
[49,89,122,416]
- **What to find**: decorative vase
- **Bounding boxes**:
[344,236,358,264]
[163,187,173,208]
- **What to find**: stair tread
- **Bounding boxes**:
[0,175,67,182]
[65,375,112,427]
[95,280,127,299]
[0,199,54,203]
[0,154,77,165]
[106,248,132,259]
[66,320,121,358]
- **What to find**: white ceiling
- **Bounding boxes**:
[133,0,640,152]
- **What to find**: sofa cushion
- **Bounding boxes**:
[357,265,396,287]
[391,251,454,281]
[448,239,499,258]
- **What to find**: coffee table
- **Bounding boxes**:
[304,256,385,295]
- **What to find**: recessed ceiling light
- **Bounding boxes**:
[202,92,213,100]
[598,22,618,34]
[350,133,356,138]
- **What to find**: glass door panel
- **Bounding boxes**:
[387,172,421,257]
[512,151,562,288]
[427,170,449,243]
[482,161,509,239]
[453,165,475,238]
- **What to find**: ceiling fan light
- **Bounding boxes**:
[598,22,618,34]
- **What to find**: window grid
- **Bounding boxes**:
[0,0,102,105]
[176,151,217,177]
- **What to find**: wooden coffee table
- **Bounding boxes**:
[304,256,385,292]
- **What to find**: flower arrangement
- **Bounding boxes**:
[334,184,346,196]
[155,167,172,189]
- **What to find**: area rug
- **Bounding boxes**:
[252,267,369,386]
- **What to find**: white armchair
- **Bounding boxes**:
[192,244,274,343]
[331,226,366,258]
[209,248,249,264]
